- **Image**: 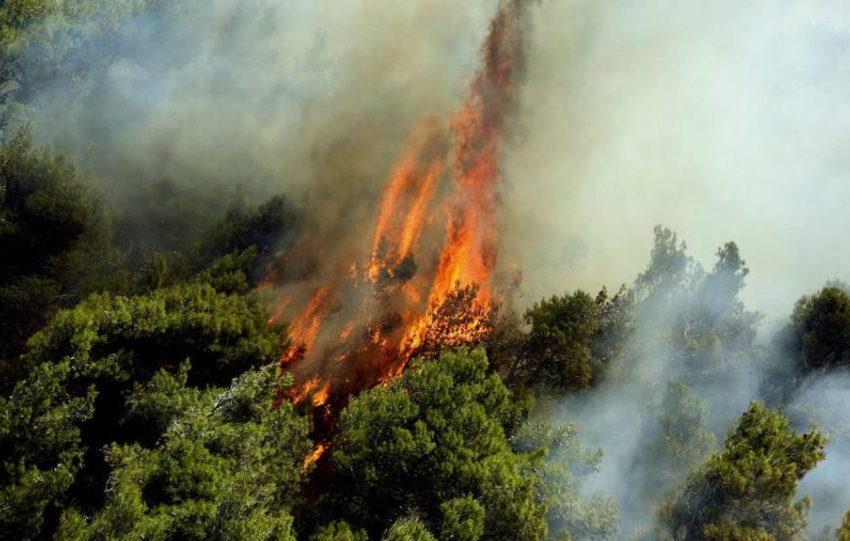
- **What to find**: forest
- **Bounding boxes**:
[2,1,850,540]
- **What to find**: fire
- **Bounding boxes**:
[267,1,529,415]
[302,443,327,471]
[368,121,448,283]
[282,285,333,366]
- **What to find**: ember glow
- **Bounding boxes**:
[267,0,528,410]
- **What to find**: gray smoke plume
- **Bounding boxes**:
[8,0,850,538]
[505,0,850,318]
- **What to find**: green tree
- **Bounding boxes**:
[635,225,695,305]
[625,228,761,385]
[643,381,716,491]
[310,522,368,541]
[590,285,635,382]
[23,282,283,389]
[1,282,287,538]
[509,291,598,392]
[657,401,826,540]
[56,364,311,541]
[0,0,157,131]
[323,348,547,540]
[192,194,299,283]
[0,132,121,387]
[512,419,619,539]
[439,496,485,541]
[788,287,850,371]
[839,507,850,541]
[0,361,95,540]
[382,516,437,541]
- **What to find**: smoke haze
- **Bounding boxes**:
[20,0,850,317]
[10,0,850,538]
[507,0,850,318]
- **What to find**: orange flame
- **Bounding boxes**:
[272,0,528,417]
[302,443,327,471]
[368,122,448,283]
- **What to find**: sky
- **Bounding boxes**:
[505,0,850,318]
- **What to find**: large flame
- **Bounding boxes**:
[267,0,528,415]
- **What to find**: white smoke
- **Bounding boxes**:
[505,0,850,318]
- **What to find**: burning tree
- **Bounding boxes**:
[262,0,531,416]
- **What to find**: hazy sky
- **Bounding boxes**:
[505,0,850,318]
[28,0,850,319]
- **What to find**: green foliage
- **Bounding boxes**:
[512,418,619,539]
[0,361,95,540]
[625,227,762,385]
[839,507,850,541]
[0,131,121,386]
[1,283,287,539]
[121,361,209,446]
[24,282,284,387]
[657,401,826,540]
[644,381,716,489]
[128,192,299,296]
[310,521,369,541]
[382,516,438,541]
[511,291,598,392]
[696,243,750,327]
[193,195,298,281]
[635,225,695,304]
[788,287,850,371]
[324,348,547,540]
[0,0,156,129]
[590,286,635,380]
[701,524,773,540]
[500,286,635,394]
[56,364,310,541]
[439,496,485,541]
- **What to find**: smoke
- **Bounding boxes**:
[20,0,498,235]
[10,0,850,537]
[549,251,767,536]
[791,372,850,534]
[497,2,850,536]
[504,0,850,318]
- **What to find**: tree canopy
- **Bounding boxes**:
[657,401,825,540]
[320,348,547,540]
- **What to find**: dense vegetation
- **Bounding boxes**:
[2,2,850,540]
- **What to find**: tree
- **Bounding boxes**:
[657,401,826,540]
[0,0,158,132]
[0,361,95,540]
[635,225,695,305]
[382,516,437,541]
[0,132,121,387]
[439,496,485,541]
[788,287,850,371]
[56,364,311,541]
[510,291,598,392]
[1,282,287,539]
[696,243,749,327]
[838,507,850,541]
[23,282,284,389]
[690,243,761,360]
[512,418,619,539]
[321,348,547,540]
[639,382,716,498]
[192,194,299,285]
[625,229,761,386]
[310,522,368,541]
[590,285,635,382]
